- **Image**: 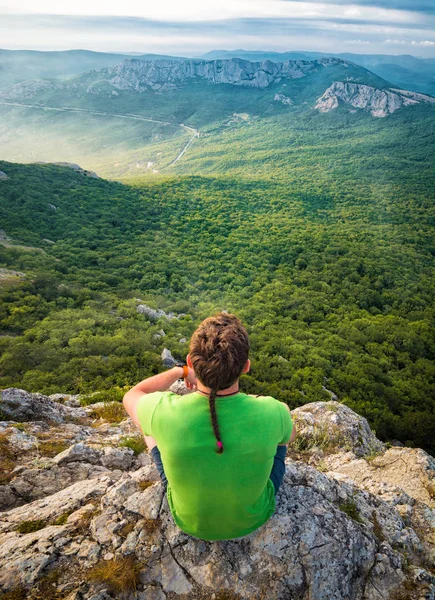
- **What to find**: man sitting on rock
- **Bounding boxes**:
[123,311,296,541]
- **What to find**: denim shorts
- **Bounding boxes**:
[150,444,287,495]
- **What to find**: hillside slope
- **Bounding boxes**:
[0,160,434,453]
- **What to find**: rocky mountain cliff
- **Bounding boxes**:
[1,388,434,600]
[105,56,349,91]
[315,81,435,117]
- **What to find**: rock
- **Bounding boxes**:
[0,171,8,180]
[274,93,294,105]
[161,348,176,368]
[324,446,435,508]
[291,400,385,457]
[49,393,82,407]
[0,474,118,534]
[0,78,57,100]
[138,587,166,600]
[52,442,102,465]
[321,385,338,400]
[51,162,99,178]
[136,304,182,320]
[0,388,86,424]
[108,57,347,92]
[168,380,191,395]
[123,483,165,519]
[101,447,134,470]
[315,81,435,117]
[1,463,111,511]
[0,389,434,599]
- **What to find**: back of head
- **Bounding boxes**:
[189,312,250,454]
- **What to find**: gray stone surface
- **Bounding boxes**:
[109,56,345,91]
[0,387,434,599]
[1,388,86,423]
[315,81,435,117]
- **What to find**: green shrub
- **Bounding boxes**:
[80,388,125,407]
[119,434,146,455]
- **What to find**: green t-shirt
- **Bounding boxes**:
[136,390,293,541]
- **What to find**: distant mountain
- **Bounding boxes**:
[199,50,435,96]
[90,56,383,91]
[0,56,390,99]
[0,49,186,90]
[0,56,433,178]
[2,56,433,121]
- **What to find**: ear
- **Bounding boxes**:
[242,359,250,374]
[186,353,193,368]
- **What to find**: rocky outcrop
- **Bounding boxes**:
[1,388,87,424]
[315,81,435,117]
[35,162,99,178]
[108,57,347,92]
[274,93,294,105]
[136,303,184,321]
[1,389,434,599]
[0,171,8,180]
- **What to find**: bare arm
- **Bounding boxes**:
[280,402,297,445]
[123,366,185,427]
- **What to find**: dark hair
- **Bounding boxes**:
[189,312,250,453]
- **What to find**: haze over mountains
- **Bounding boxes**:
[0,51,434,178]
[1,48,434,95]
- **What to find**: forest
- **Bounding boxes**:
[0,136,434,453]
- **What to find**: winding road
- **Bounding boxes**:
[0,101,200,169]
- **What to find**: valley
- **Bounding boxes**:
[0,53,434,455]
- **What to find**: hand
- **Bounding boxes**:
[184,367,197,391]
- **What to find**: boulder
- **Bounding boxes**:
[1,388,86,424]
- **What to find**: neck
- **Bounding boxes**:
[196,381,240,397]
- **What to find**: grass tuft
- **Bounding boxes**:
[290,421,352,456]
[119,434,146,455]
[90,402,126,423]
[87,556,141,594]
[0,586,27,600]
[37,440,70,457]
[338,498,363,524]
[0,431,16,484]
[16,519,47,533]
[137,480,155,491]
[54,509,75,526]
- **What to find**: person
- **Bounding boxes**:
[123,312,296,541]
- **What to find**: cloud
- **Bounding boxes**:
[346,39,371,44]
[0,7,434,56]
[385,38,435,46]
[284,0,435,14]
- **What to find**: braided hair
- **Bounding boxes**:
[208,388,223,454]
[189,312,250,454]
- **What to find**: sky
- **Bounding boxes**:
[1,0,434,57]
